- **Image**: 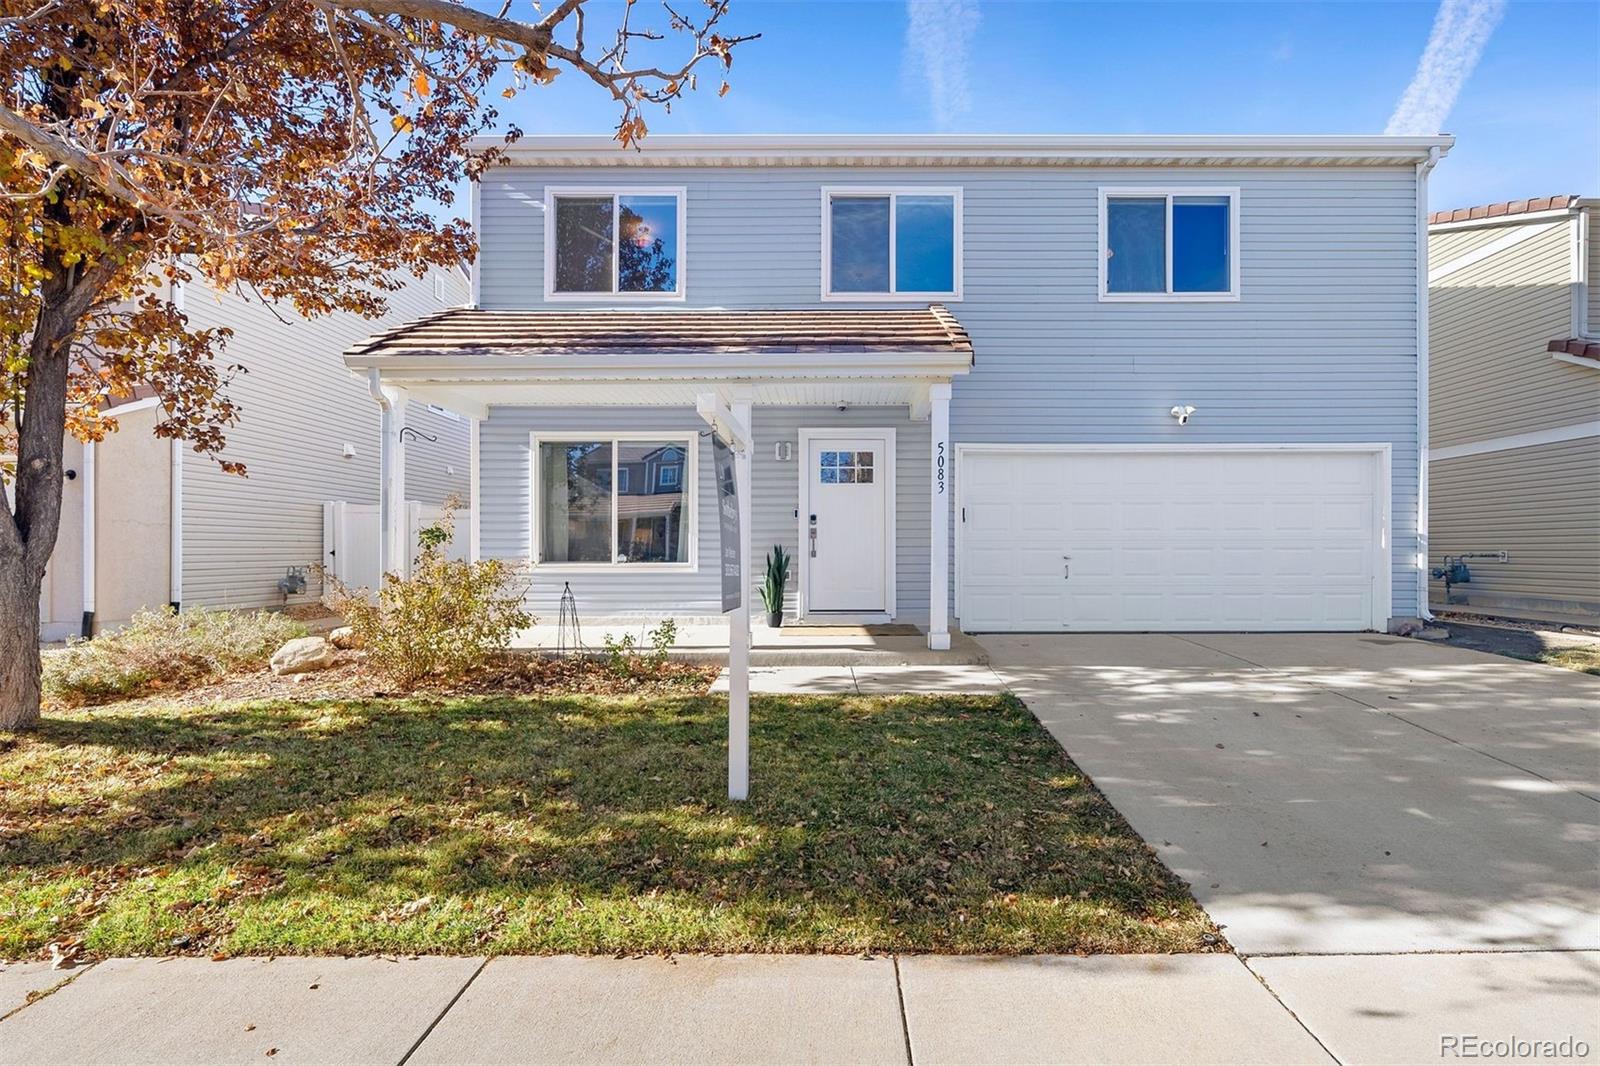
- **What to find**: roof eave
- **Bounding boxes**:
[469,133,1455,167]
[346,349,975,380]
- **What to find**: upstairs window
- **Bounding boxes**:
[1100,188,1239,300]
[545,188,685,300]
[823,188,962,300]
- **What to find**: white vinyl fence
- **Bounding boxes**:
[322,501,471,597]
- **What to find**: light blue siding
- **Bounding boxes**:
[480,405,932,620]
[477,163,1422,620]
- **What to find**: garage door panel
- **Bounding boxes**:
[959,448,1384,632]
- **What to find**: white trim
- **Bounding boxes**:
[81,440,95,624]
[1573,207,1590,338]
[1552,351,1600,371]
[169,438,183,607]
[1428,219,1562,284]
[104,396,161,415]
[468,417,481,562]
[1097,186,1241,301]
[529,430,699,572]
[1431,421,1600,461]
[795,427,897,621]
[541,186,687,303]
[1415,147,1439,619]
[927,382,951,650]
[468,178,482,308]
[1427,206,1579,234]
[476,133,1454,167]
[952,442,1394,633]
[820,187,964,302]
[349,348,975,379]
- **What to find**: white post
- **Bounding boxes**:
[168,437,183,611]
[370,371,408,579]
[81,439,95,637]
[729,393,754,801]
[928,382,952,651]
[468,417,482,562]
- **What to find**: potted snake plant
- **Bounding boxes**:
[760,545,790,629]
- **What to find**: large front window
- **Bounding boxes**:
[536,437,693,565]
[546,188,684,299]
[824,188,961,299]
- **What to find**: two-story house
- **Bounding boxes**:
[1427,195,1598,623]
[345,134,1453,647]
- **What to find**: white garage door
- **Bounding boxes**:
[958,447,1387,632]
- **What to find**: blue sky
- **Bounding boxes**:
[474,0,1598,214]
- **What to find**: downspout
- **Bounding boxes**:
[81,439,95,637]
[1415,145,1441,622]
[168,274,184,612]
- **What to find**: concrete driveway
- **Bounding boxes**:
[982,632,1600,955]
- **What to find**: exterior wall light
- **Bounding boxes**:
[1171,404,1197,425]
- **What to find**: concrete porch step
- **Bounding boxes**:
[508,622,989,667]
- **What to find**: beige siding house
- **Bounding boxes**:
[40,265,471,640]
[1427,195,1599,623]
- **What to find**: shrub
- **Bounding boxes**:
[331,506,532,687]
[43,606,308,705]
[601,619,679,678]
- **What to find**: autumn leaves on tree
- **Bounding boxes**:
[0,0,755,728]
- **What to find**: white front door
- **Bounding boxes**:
[805,435,890,614]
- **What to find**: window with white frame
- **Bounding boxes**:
[823,188,962,299]
[1100,188,1238,299]
[534,436,694,565]
[545,188,684,299]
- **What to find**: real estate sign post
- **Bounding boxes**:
[698,392,753,801]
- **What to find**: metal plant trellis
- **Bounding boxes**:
[556,581,586,658]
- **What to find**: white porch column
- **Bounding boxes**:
[729,392,754,801]
[369,371,408,578]
[928,382,952,651]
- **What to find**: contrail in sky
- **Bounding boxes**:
[905,0,981,131]
[1385,0,1507,135]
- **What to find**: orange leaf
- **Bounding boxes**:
[718,82,730,98]
[413,72,431,97]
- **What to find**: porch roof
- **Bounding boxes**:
[346,305,974,414]
[346,305,972,366]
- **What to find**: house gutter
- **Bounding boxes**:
[1416,144,1442,622]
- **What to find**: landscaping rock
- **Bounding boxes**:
[329,626,361,650]
[270,636,337,675]
[1415,626,1451,641]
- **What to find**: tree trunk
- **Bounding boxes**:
[0,555,45,730]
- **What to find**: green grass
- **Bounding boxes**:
[0,693,1216,958]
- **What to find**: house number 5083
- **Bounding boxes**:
[936,441,946,495]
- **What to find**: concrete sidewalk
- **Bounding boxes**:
[3,951,1595,1064]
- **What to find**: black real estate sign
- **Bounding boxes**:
[713,434,741,613]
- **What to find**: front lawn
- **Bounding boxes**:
[0,693,1217,958]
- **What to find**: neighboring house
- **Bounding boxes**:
[346,133,1452,645]
[39,264,471,640]
[1427,195,1599,624]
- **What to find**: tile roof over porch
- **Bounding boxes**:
[347,305,974,361]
